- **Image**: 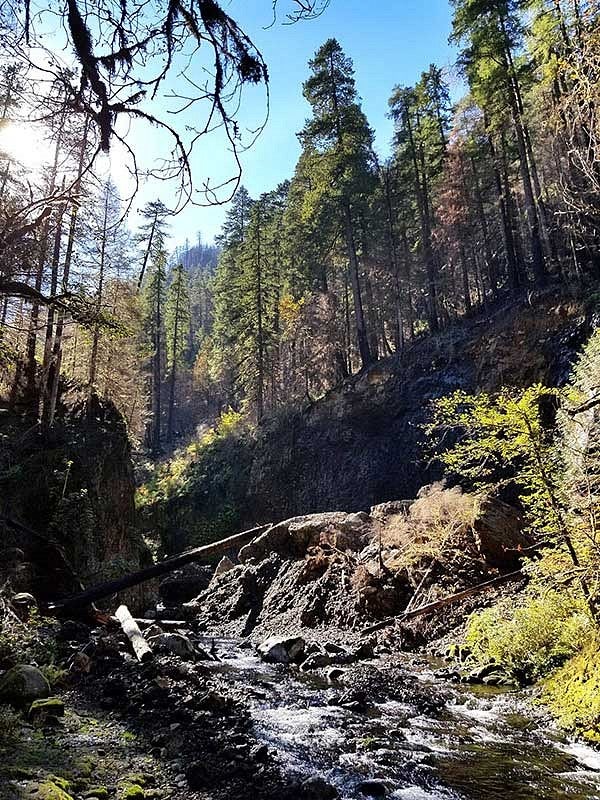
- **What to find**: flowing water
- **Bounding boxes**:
[204,637,600,800]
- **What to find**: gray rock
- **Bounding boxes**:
[0,665,50,706]
[148,632,196,660]
[300,652,332,671]
[214,556,235,577]
[327,667,346,684]
[257,635,305,664]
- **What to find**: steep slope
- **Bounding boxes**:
[143,291,595,553]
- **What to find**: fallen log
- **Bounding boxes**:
[361,569,524,635]
[47,523,271,614]
[115,604,153,662]
[134,618,187,630]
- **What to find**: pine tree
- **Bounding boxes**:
[165,263,191,442]
[144,239,167,453]
[300,38,376,369]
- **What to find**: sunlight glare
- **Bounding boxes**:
[0,121,50,171]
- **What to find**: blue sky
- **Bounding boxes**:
[131,0,460,247]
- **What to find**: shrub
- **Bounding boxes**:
[0,606,59,670]
[542,636,600,740]
[0,704,21,744]
[464,590,591,684]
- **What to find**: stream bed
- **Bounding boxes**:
[205,637,600,800]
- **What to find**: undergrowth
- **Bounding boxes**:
[464,589,591,684]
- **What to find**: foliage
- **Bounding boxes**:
[464,590,591,684]
[542,635,600,740]
[0,607,59,671]
[0,704,20,745]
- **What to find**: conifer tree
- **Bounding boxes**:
[299,38,376,369]
[165,263,191,442]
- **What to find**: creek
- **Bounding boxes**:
[204,637,600,800]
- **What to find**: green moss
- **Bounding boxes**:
[28,698,65,720]
[119,784,144,799]
[84,788,109,799]
[30,778,74,800]
[542,636,600,741]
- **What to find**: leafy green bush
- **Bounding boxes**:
[464,590,591,684]
[542,636,600,740]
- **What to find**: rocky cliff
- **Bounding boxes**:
[0,395,154,611]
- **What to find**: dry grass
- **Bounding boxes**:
[380,483,476,574]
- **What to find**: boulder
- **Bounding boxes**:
[0,664,50,706]
[148,632,196,660]
[357,779,389,798]
[28,696,65,721]
[472,496,531,568]
[239,512,371,564]
[257,635,305,664]
[214,556,235,577]
[300,652,332,671]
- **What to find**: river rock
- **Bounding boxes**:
[357,779,389,797]
[148,632,196,660]
[257,635,305,664]
[28,696,65,721]
[300,652,332,671]
[0,664,50,706]
[300,775,339,799]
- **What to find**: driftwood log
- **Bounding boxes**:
[115,604,153,662]
[48,523,271,614]
[361,569,524,635]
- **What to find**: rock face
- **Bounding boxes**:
[0,397,154,611]
[186,488,528,641]
[472,496,529,568]
[0,664,50,706]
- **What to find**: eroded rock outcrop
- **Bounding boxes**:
[185,487,531,640]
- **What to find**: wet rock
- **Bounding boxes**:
[148,632,196,660]
[466,663,514,686]
[249,743,269,763]
[357,779,390,797]
[300,775,340,799]
[327,667,346,684]
[28,696,65,721]
[11,592,37,619]
[445,643,471,663]
[300,652,332,671]
[257,635,305,664]
[0,664,50,706]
